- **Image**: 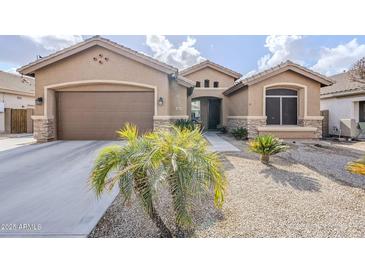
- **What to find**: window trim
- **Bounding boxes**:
[266,90,298,125]
[262,83,308,117]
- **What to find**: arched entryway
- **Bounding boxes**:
[191,96,222,130]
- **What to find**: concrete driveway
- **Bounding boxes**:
[0,140,120,237]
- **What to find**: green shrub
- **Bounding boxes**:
[217,125,227,134]
[90,123,226,237]
[174,119,202,132]
[231,127,248,140]
[248,135,288,164]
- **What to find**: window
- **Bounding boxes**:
[360,101,365,122]
[196,81,201,87]
[204,79,210,88]
[191,100,201,121]
[213,81,219,88]
[266,89,298,125]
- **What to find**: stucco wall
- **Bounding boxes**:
[247,70,322,117]
[183,67,236,87]
[321,95,365,136]
[33,45,173,117]
[168,80,188,116]
[225,86,249,117]
[0,92,34,109]
[185,67,238,126]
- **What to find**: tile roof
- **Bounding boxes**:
[223,60,334,96]
[180,59,242,78]
[0,70,35,95]
[320,72,365,98]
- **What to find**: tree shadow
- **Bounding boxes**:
[260,164,321,192]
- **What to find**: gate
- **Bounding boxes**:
[11,109,27,133]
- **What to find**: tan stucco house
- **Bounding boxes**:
[0,70,34,134]
[17,36,333,142]
[184,60,334,139]
[17,36,194,141]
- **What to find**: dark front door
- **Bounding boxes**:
[360,101,365,122]
[282,97,297,125]
[266,97,280,125]
[208,99,220,130]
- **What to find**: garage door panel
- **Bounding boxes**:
[57,91,154,140]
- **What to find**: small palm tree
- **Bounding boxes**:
[90,124,226,237]
[346,155,365,176]
[249,135,288,164]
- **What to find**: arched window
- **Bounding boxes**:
[266,89,298,125]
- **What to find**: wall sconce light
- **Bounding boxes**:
[158,96,164,105]
[35,97,43,105]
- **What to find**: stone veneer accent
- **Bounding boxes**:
[153,116,189,131]
[153,119,173,130]
[298,118,323,138]
[227,117,267,138]
[33,117,56,143]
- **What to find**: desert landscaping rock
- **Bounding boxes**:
[90,135,365,238]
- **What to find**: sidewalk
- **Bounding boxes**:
[0,134,35,152]
[204,131,240,152]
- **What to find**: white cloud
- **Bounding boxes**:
[239,35,306,80]
[311,39,365,75]
[243,35,365,79]
[145,35,205,69]
[240,69,257,79]
[25,35,83,51]
[258,35,305,71]
[5,67,20,75]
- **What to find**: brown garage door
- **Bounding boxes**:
[57,91,154,140]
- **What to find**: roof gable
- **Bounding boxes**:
[0,70,34,95]
[17,36,177,76]
[180,60,242,79]
[224,60,334,96]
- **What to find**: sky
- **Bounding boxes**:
[1,35,365,78]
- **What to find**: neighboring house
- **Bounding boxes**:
[184,60,334,139]
[0,70,35,134]
[320,72,365,138]
[181,60,242,130]
[17,36,333,142]
[17,36,194,142]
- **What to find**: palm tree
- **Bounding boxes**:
[346,155,365,176]
[248,135,288,164]
[90,124,226,237]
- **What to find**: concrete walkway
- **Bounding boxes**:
[204,132,240,152]
[0,134,35,152]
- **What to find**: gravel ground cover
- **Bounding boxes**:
[90,135,365,238]
[281,141,365,189]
